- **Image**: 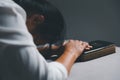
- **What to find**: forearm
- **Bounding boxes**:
[55,40,92,75]
[56,50,78,74]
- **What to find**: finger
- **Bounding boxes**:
[82,42,92,50]
[63,40,70,46]
[51,44,60,50]
[80,41,91,50]
[37,43,49,48]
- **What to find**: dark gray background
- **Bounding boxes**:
[48,0,120,46]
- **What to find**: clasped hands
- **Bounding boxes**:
[37,39,92,53]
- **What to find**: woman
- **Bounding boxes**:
[0,0,92,80]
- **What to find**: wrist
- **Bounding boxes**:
[64,49,79,60]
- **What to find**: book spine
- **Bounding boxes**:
[78,45,116,62]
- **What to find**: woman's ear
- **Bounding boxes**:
[32,14,45,25]
[26,14,45,33]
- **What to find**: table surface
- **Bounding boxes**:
[67,47,120,80]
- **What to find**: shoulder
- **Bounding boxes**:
[0,0,26,21]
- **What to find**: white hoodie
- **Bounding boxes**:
[0,0,67,80]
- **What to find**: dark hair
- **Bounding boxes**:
[14,0,66,44]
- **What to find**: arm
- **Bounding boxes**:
[56,40,91,74]
[37,40,91,74]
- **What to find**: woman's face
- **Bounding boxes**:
[26,14,49,44]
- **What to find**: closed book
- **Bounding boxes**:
[76,40,116,62]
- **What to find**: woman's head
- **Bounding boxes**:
[14,0,66,45]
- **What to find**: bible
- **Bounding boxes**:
[76,40,116,62]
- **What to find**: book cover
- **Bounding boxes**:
[76,40,116,62]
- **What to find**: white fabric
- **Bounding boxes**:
[67,47,120,80]
[0,0,67,80]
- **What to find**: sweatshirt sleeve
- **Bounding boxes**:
[0,0,68,80]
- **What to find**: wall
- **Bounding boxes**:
[48,0,120,46]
